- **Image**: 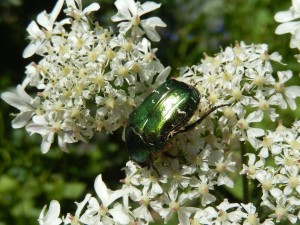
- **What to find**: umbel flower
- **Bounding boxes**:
[1,0,169,153]
[3,0,300,225]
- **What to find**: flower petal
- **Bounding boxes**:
[16,85,33,104]
[94,174,109,205]
[112,0,132,20]
[26,21,44,38]
[155,66,171,84]
[41,131,55,154]
[1,90,33,111]
[139,2,161,16]
[117,21,132,34]
[37,11,52,30]
[277,70,292,83]
[109,204,131,224]
[23,41,41,58]
[106,188,130,207]
[285,86,300,109]
[50,0,65,25]
[246,110,263,123]
[38,200,62,225]
[83,3,100,14]
[46,200,61,220]
[141,24,160,41]
[125,0,138,17]
[274,10,299,23]
[12,111,33,128]
[141,17,166,41]
[275,21,300,34]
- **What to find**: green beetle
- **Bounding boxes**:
[125,79,227,169]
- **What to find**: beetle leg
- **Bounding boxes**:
[163,151,177,159]
[152,164,160,177]
[149,156,160,177]
[180,103,230,133]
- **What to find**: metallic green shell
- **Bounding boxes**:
[128,79,200,149]
[125,126,151,164]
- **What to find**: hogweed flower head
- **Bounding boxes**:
[3,0,300,225]
[36,38,300,224]
[1,0,169,153]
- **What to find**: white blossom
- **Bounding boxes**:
[38,200,62,225]
[6,1,300,224]
[240,153,265,179]
[263,196,298,223]
[80,174,131,225]
[23,0,67,58]
[63,194,91,224]
[189,175,217,206]
[275,0,300,49]
[111,0,166,41]
[3,0,169,153]
[156,184,197,225]
[1,85,41,128]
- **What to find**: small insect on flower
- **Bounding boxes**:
[125,79,229,174]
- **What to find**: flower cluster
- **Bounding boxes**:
[275,0,300,61]
[1,0,169,153]
[38,39,300,224]
[3,0,300,224]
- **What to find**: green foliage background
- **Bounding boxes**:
[0,0,298,224]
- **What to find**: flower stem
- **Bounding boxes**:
[241,142,249,203]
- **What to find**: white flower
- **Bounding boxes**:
[277,165,300,196]
[1,85,40,128]
[256,169,282,200]
[38,200,62,225]
[275,0,300,49]
[235,109,265,149]
[156,184,197,225]
[263,196,297,223]
[241,203,259,225]
[130,185,157,222]
[213,199,245,225]
[189,175,216,206]
[26,115,75,153]
[81,174,131,225]
[111,0,166,41]
[275,149,299,175]
[10,3,300,222]
[121,161,142,187]
[139,169,165,196]
[168,164,193,188]
[63,194,91,224]
[15,0,169,153]
[23,0,67,58]
[250,92,279,122]
[209,151,236,188]
[258,131,283,158]
[64,0,100,20]
[273,70,300,110]
[193,207,215,224]
[240,153,265,179]
[183,139,210,171]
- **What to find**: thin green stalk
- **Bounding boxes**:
[241,142,249,203]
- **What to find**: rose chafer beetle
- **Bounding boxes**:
[125,79,227,170]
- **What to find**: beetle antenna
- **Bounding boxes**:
[180,103,230,133]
